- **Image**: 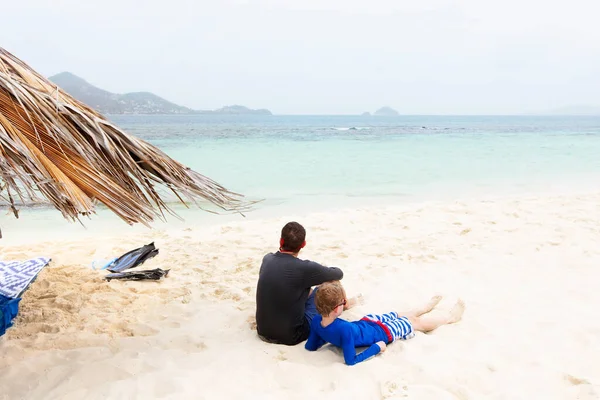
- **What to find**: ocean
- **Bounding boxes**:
[118,114,600,202]
[3,114,600,239]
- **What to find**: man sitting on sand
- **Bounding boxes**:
[305,281,465,365]
[255,222,360,345]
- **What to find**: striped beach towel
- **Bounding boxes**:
[0,257,50,298]
[0,257,50,337]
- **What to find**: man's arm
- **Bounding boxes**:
[301,260,343,288]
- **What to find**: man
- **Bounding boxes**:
[256,221,351,345]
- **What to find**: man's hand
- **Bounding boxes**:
[376,341,387,352]
[344,293,365,310]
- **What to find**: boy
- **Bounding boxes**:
[305,281,465,365]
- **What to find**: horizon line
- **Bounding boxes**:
[106,113,600,117]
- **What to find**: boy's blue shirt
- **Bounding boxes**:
[305,314,388,365]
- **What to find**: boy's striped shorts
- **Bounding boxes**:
[361,312,415,342]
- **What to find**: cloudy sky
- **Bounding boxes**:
[2,0,599,114]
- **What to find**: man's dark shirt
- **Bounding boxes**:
[255,252,343,345]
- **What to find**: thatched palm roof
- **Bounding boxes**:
[0,48,253,227]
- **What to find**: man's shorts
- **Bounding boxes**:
[304,287,319,326]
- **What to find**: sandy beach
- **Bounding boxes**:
[1,191,599,399]
[3,0,600,397]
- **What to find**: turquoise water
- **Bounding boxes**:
[3,114,600,239]
[113,115,600,208]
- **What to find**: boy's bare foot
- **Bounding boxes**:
[425,295,443,312]
[448,299,465,323]
[397,295,443,318]
[413,295,443,316]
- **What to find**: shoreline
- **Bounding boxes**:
[2,182,600,244]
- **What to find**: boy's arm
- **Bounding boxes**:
[305,327,326,351]
[341,329,381,366]
[301,260,343,288]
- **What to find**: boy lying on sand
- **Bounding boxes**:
[305,281,465,365]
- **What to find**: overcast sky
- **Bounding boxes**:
[2,0,599,114]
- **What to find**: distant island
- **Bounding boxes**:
[48,72,272,115]
[373,106,399,116]
[361,107,399,116]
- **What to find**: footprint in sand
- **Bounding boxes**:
[130,323,159,337]
[565,374,590,386]
[247,315,257,330]
[167,321,181,329]
[38,324,61,334]
[380,380,407,399]
[214,287,242,302]
[399,385,457,400]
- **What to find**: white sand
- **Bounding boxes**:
[1,192,599,400]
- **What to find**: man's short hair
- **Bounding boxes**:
[280,221,306,252]
[315,281,346,316]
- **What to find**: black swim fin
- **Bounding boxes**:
[105,268,170,282]
[106,242,159,273]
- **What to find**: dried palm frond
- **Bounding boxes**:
[0,47,256,226]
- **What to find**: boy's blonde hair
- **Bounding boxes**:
[315,281,346,316]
